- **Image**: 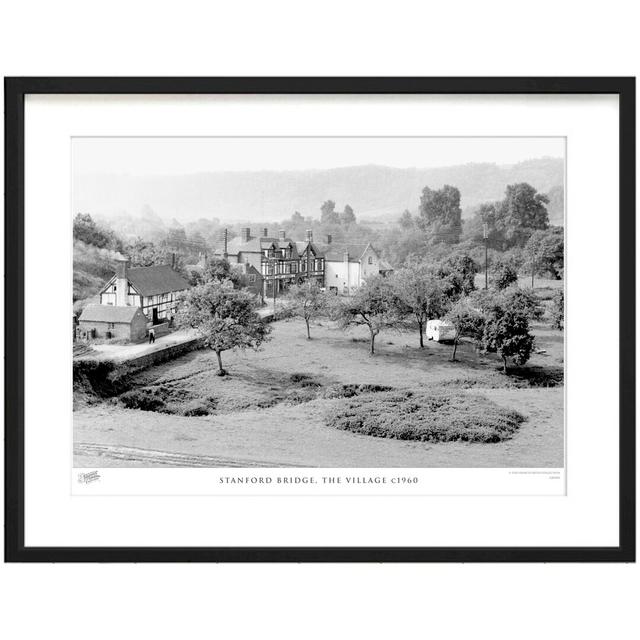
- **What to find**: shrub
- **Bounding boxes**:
[550,290,564,329]
[327,390,525,443]
[119,388,167,412]
[181,399,212,416]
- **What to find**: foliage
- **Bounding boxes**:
[327,389,525,443]
[482,299,535,373]
[340,204,356,226]
[320,199,340,225]
[466,183,551,250]
[436,253,478,299]
[73,213,122,251]
[525,227,564,279]
[176,280,271,375]
[550,289,564,330]
[504,288,545,321]
[398,209,414,229]
[417,184,463,244]
[119,388,167,412]
[336,275,398,354]
[490,258,519,290]
[285,280,330,339]
[445,297,486,361]
[390,262,446,347]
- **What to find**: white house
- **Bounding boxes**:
[322,241,392,294]
[99,257,190,325]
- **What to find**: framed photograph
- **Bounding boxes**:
[4,77,635,562]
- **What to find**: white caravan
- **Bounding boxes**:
[426,319,456,343]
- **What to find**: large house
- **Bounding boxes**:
[217,228,325,299]
[78,257,190,341]
[320,237,392,294]
[99,257,190,324]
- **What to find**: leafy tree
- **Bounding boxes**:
[320,200,340,225]
[337,276,397,355]
[445,297,485,362]
[436,253,478,299]
[340,204,356,226]
[73,213,121,250]
[504,288,544,322]
[482,298,535,373]
[285,280,329,339]
[417,184,463,244]
[391,264,446,348]
[490,258,519,290]
[525,227,564,280]
[498,183,550,248]
[550,289,564,330]
[398,209,414,229]
[176,280,271,376]
[202,257,247,288]
[291,211,305,225]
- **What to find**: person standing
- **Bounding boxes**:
[148,328,155,344]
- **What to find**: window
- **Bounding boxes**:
[368,256,373,264]
[249,274,256,283]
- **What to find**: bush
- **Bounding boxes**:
[181,399,212,416]
[119,388,167,412]
[550,290,564,329]
[327,390,525,443]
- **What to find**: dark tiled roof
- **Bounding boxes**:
[322,243,371,262]
[126,265,190,296]
[224,235,302,258]
[79,304,144,323]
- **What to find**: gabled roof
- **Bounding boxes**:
[126,265,190,296]
[230,263,261,276]
[295,241,325,258]
[223,235,301,258]
[79,304,144,323]
[322,243,373,262]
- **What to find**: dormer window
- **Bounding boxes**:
[368,256,373,264]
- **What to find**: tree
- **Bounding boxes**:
[490,258,519,290]
[73,213,121,250]
[291,211,305,225]
[498,183,550,248]
[391,264,445,348]
[550,289,564,330]
[285,280,329,340]
[202,257,247,288]
[525,227,564,280]
[398,209,414,229]
[417,184,463,244]
[320,200,340,225]
[482,299,535,373]
[340,204,356,226]
[445,297,485,362]
[337,276,397,355]
[176,280,271,376]
[504,288,544,322]
[436,253,478,299]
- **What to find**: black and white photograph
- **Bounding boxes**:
[72,136,565,471]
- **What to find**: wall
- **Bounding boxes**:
[78,319,132,340]
[122,337,200,369]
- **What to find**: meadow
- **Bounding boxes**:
[74,309,564,468]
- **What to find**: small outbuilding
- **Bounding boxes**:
[78,304,148,342]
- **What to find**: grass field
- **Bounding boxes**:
[74,307,564,468]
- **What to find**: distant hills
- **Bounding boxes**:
[75,157,564,226]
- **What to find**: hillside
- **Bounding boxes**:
[75,157,564,224]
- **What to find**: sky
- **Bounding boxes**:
[73,137,565,176]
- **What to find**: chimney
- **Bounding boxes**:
[115,256,130,306]
[222,228,228,258]
[343,250,349,262]
[326,234,332,245]
[306,229,313,242]
[262,228,269,237]
[279,230,286,240]
[241,228,251,242]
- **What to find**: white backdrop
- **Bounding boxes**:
[1,1,638,639]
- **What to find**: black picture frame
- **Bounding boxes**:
[4,77,635,563]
